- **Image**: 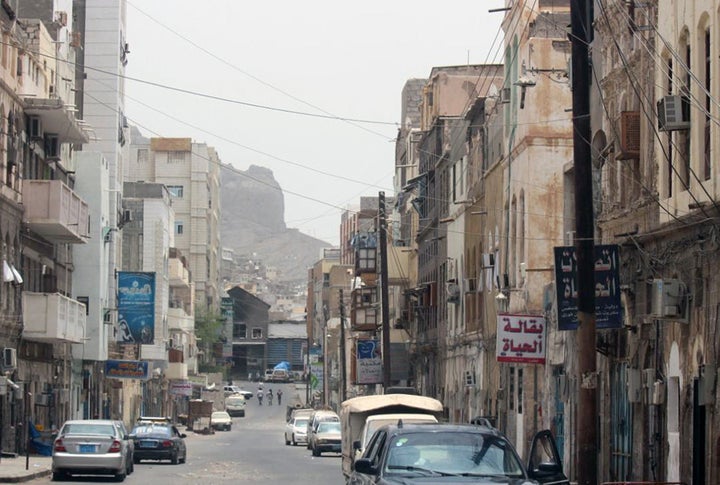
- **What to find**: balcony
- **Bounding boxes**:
[351,286,379,331]
[166,362,188,380]
[24,97,90,144]
[168,257,190,288]
[22,292,86,343]
[168,307,194,333]
[22,180,89,243]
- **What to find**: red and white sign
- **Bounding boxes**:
[169,381,193,396]
[496,314,546,365]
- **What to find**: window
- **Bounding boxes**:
[167,151,186,163]
[167,185,184,198]
[175,222,184,235]
[251,328,263,339]
[703,28,711,180]
[137,149,148,163]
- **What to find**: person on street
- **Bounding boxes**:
[277,389,283,405]
[257,388,263,405]
[267,388,273,405]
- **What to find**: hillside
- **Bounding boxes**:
[220,163,331,282]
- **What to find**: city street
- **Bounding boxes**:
[28,383,342,484]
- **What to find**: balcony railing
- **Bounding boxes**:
[22,292,86,343]
[22,180,89,243]
[166,362,188,380]
[168,257,190,288]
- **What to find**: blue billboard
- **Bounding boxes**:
[105,360,150,380]
[117,272,156,344]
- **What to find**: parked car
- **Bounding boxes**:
[114,420,135,475]
[348,423,568,485]
[211,411,233,431]
[224,385,253,400]
[130,423,187,464]
[225,394,246,417]
[285,416,309,446]
[263,369,274,382]
[51,419,130,482]
[306,410,340,450]
[268,369,292,382]
[310,421,342,456]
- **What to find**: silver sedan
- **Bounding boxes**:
[52,419,129,481]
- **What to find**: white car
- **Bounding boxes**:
[211,411,233,431]
[284,416,309,446]
[224,385,253,400]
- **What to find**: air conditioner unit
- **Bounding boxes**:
[499,87,511,104]
[103,309,115,325]
[446,282,460,303]
[2,347,17,369]
[45,135,60,159]
[28,116,43,139]
[650,279,685,318]
[651,380,666,405]
[35,394,50,406]
[657,95,690,131]
[464,278,477,293]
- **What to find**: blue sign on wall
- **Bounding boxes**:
[554,245,622,331]
[105,360,150,380]
[117,272,156,344]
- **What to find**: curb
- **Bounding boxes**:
[0,469,51,483]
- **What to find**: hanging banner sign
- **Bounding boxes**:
[105,360,149,380]
[117,272,156,344]
[170,381,193,396]
[496,314,546,365]
[554,245,622,331]
[356,339,383,384]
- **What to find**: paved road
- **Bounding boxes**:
[29,382,343,484]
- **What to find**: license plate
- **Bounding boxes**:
[139,441,156,448]
[79,444,95,453]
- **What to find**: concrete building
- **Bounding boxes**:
[125,133,222,313]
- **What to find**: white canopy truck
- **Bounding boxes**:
[340,394,443,479]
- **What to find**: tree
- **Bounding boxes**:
[194,306,225,371]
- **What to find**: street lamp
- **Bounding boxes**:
[495,291,509,314]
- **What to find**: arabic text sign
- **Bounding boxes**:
[356,339,383,384]
[554,245,622,331]
[170,381,193,396]
[105,360,149,380]
[496,314,546,365]
[117,272,156,344]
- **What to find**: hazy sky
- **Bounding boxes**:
[125,1,505,246]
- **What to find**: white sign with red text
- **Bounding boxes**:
[496,314,546,365]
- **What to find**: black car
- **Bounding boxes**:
[129,423,187,465]
[348,423,568,484]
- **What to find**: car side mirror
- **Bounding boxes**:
[353,458,377,475]
[128,434,136,440]
[352,440,361,451]
[180,433,187,438]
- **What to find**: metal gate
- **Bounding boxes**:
[610,362,633,480]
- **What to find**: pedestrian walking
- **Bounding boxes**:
[277,389,283,406]
[267,388,273,405]
[257,389,264,405]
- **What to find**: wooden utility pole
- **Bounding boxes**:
[571,0,597,484]
[378,192,391,390]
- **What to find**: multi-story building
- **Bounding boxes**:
[125,134,222,314]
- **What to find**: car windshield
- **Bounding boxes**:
[212,412,230,419]
[295,419,308,427]
[384,432,525,478]
[131,425,173,437]
[62,423,116,436]
[317,422,340,433]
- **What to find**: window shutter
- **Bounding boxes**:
[617,111,640,159]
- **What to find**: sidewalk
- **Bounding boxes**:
[0,455,52,483]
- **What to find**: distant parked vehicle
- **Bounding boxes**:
[285,416,309,446]
[225,394,247,417]
[211,411,233,431]
[310,421,342,456]
[224,385,253,400]
[130,423,187,465]
[52,419,131,482]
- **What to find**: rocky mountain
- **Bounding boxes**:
[220,164,331,282]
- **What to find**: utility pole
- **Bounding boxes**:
[571,1,597,484]
[378,192,391,390]
[339,289,347,402]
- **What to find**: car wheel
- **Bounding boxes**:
[133,456,140,464]
[227,425,232,431]
[52,471,66,481]
[179,451,186,464]
[291,434,296,446]
[114,469,126,482]
[285,435,290,445]
[171,452,179,465]
[130,460,134,474]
